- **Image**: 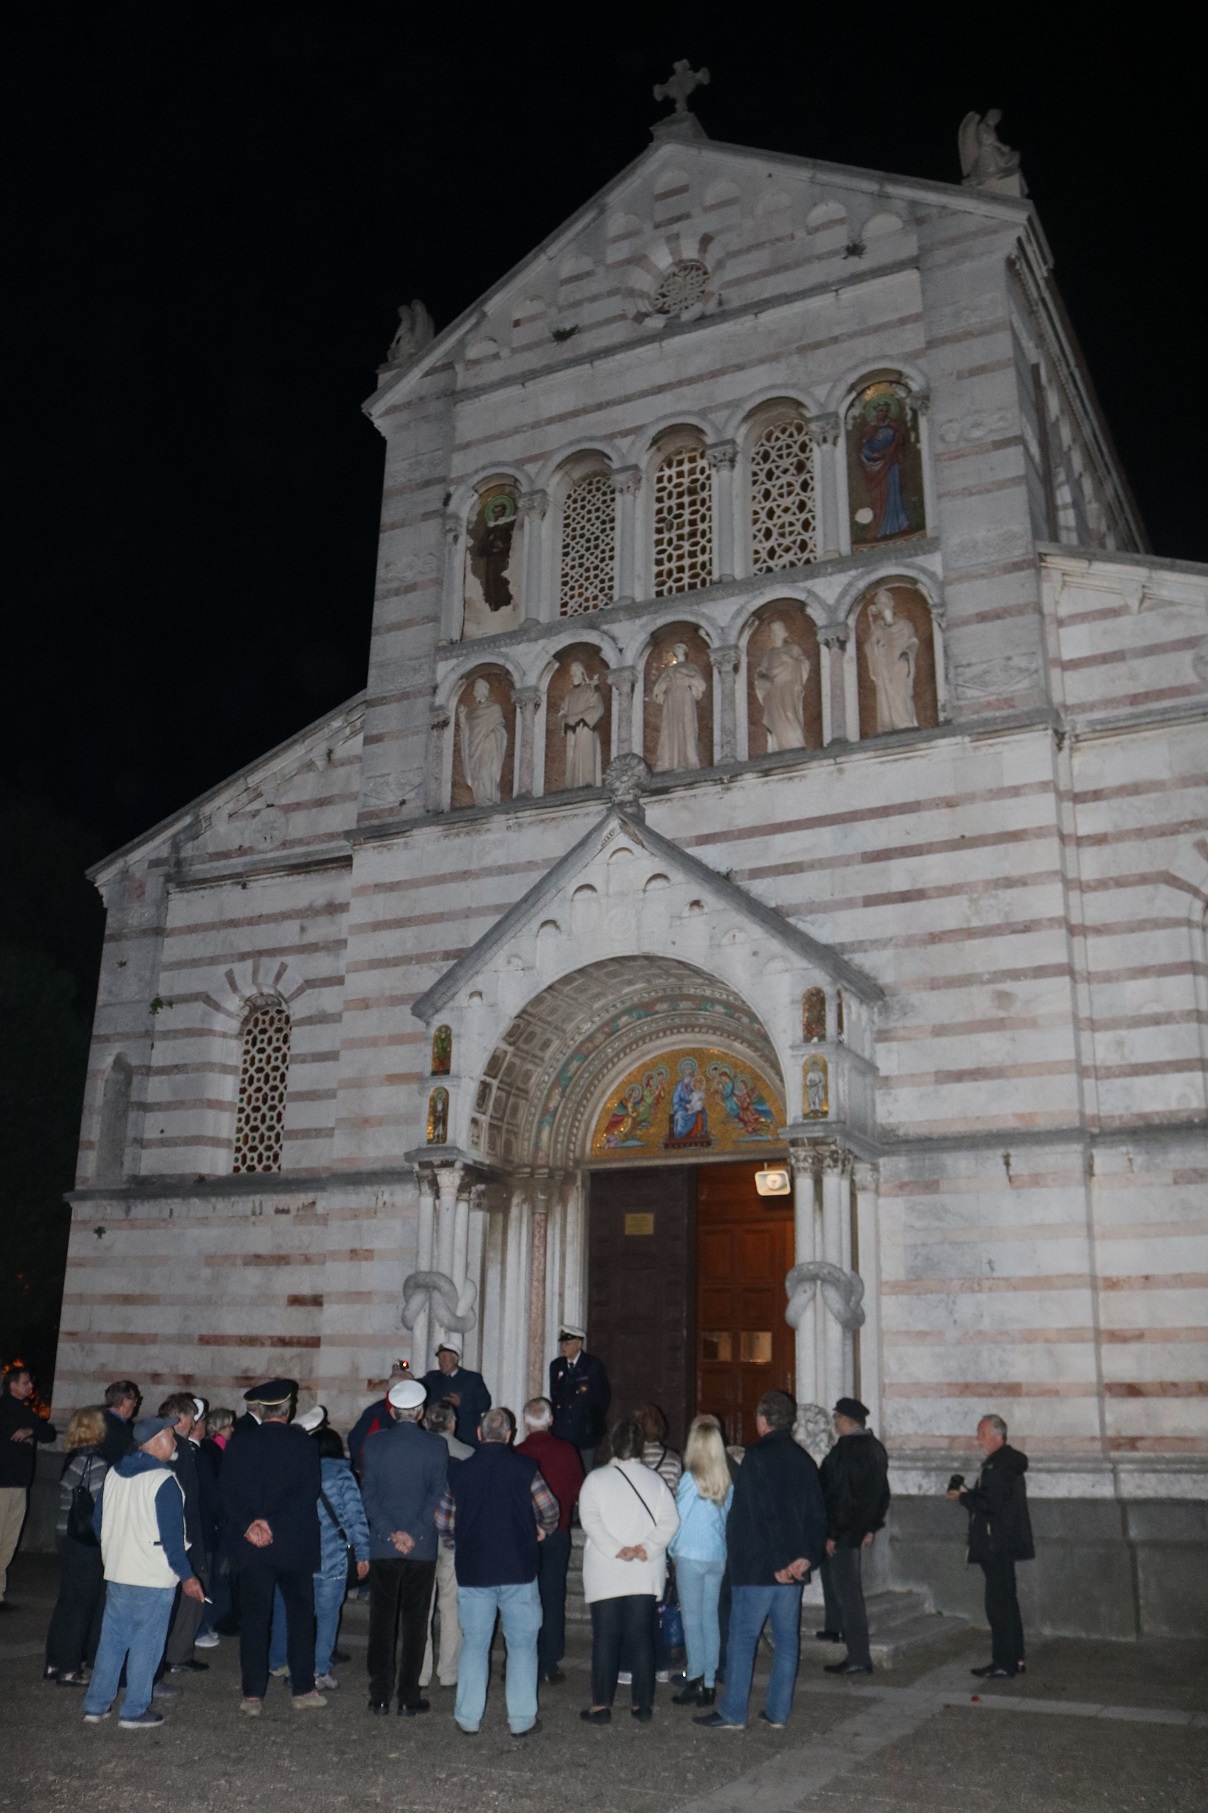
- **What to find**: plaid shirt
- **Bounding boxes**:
[436,1466,559,1539]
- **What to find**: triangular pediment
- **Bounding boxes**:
[410,803,882,1024]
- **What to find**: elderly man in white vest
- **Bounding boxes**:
[82,1415,204,1729]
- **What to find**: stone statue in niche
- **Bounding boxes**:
[426,1086,449,1145]
[458,677,508,806]
[803,1055,829,1118]
[866,589,920,732]
[958,110,1027,197]
[559,660,604,788]
[652,642,707,772]
[383,299,434,369]
[754,620,809,752]
[431,1024,452,1076]
[802,987,826,1044]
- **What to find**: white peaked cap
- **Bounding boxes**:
[295,1405,326,1433]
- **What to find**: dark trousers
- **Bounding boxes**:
[165,1558,206,1665]
[368,1557,436,1708]
[824,1547,870,1667]
[980,1555,1024,1672]
[590,1593,656,1711]
[536,1529,570,1674]
[238,1566,315,1698]
[820,1554,842,1634]
[45,1536,106,1673]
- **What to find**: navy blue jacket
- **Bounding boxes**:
[419,1367,492,1448]
[726,1427,827,1587]
[549,1350,611,1449]
[360,1419,447,1563]
[448,1443,540,1588]
[219,1419,322,1573]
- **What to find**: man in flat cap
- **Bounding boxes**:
[82,1415,205,1729]
[219,1379,326,1715]
[817,1397,890,1677]
[549,1326,611,1475]
[360,1379,448,1716]
[419,1344,492,1450]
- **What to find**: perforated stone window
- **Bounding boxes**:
[652,443,713,596]
[232,997,291,1174]
[750,416,818,573]
[652,260,710,318]
[559,470,615,615]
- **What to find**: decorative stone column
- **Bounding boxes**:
[410,1168,439,1372]
[929,596,949,721]
[852,1160,881,1428]
[807,413,842,561]
[433,1162,463,1348]
[707,440,739,582]
[789,1145,820,1408]
[820,1144,853,1401]
[817,623,850,745]
[518,489,548,619]
[709,644,741,763]
[514,686,543,796]
[607,665,638,757]
[611,467,641,605]
[441,513,463,638]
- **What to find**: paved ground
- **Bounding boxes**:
[3,1553,1206,1813]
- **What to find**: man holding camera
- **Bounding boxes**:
[948,1414,1033,1679]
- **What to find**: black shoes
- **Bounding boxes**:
[631,1706,653,1723]
[580,1706,611,1724]
[824,1660,873,1676]
[368,1699,389,1715]
[169,1659,209,1673]
[513,1719,542,1737]
[671,1675,703,1705]
[398,1698,430,1715]
[331,1649,351,1664]
[814,1629,843,1643]
[540,1668,566,1685]
[971,1664,1017,1679]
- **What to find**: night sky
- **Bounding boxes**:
[3,7,1200,875]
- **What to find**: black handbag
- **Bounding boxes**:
[319,1487,359,1593]
[65,1455,100,1547]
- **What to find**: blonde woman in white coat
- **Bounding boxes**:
[578,1416,680,1724]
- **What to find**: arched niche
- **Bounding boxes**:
[854,582,938,738]
[462,480,523,640]
[451,665,516,809]
[844,374,927,548]
[544,642,611,794]
[744,601,822,758]
[642,622,714,774]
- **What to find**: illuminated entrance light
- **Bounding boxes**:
[754,1166,791,1197]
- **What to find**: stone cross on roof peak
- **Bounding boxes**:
[651,59,711,142]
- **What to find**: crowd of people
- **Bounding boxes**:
[0,1330,1034,1735]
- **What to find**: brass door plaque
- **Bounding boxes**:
[624,1212,655,1237]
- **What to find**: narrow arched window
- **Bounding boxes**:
[232,997,291,1174]
[559,470,615,615]
[750,415,817,573]
[652,440,712,596]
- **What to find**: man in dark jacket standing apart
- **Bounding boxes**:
[438,1405,559,1737]
[419,1344,492,1449]
[818,1396,890,1676]
[549,1325,610,1474]
[696,1389,826,1732]
[517,1395,584,1684]
[949,1413,1033,1679]
[0,1365,56,1609]
[219,1379,326,1715]
[360,1378,448,1716]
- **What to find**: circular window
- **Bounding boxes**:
[652,259,710,318]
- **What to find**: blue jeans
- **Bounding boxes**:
[268,1574,344,1676]
[718,1582,803,1728]
[676,1557,725,1687]
[83,1581,176,1720]
[455,1580,542,1735]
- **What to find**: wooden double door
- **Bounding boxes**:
[587,1162,794,1448]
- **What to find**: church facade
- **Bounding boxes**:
[58,108,1208,1635]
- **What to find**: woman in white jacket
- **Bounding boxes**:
[578,1416,679,1724]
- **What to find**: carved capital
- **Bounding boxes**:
[430,705,452,731]
[708,643,741,675]
[517,489,549,520]
[706,439,739,472]
[605,664,638,695]
[442,514,462,543]
[852,1160,879,1193]
[610,465,642,497]
[928,596,947,628]
[806,412,842,447]
[817,622,849,650]
[514,686,543,712]
[787,1142,823,1182]
[820,1142,853,1177]
[910,387,931,417]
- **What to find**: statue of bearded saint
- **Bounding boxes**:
[753,619,809,751]
[866,589,919,732]
[558,660,604,789]
[458,677,508,805]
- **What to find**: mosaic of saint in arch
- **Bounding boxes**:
[591,1046,785,1157]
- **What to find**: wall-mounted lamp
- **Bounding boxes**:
[754,1167,791,1197]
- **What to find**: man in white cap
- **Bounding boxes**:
[360,1379,448,1715]
[549,1326,611,1475]
[419,1344,492,1449]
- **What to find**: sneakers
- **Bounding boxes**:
[616,1670,632,1685]
[292,1690,327,1710]
[315,1674,339,1691]
[654,1669,671,1684]
[83,1710,110,1724]
[120,1710,165,1729]
[269,1663,291,1679]
[759,1709,786,1728]
[195,1630,220,1649]
[239,1697,262,1717]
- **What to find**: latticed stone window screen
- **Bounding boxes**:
[559,470,616,615]
[653,260,710,317]
[653,444,713,596]
[232,997,291,1174]
[750,417,818,573]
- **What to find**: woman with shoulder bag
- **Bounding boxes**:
[578,1416,679,1725]
[669,1416,734,1707]
[44,1406,109,1685]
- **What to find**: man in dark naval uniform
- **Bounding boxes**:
[548,1325,610,1475]
[419,1344,492,1449]
[219,1379,326,1715]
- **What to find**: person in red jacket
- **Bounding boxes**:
[517,1396,584,1684]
